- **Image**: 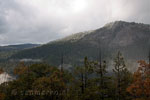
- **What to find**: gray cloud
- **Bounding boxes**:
[0,0,150,45]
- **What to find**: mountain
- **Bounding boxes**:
[9,21,150,70]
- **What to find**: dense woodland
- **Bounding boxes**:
[0,51,150,100]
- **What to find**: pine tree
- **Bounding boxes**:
[113,51,127,100]
[73,57,94,99]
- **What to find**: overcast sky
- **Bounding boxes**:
[0,0,150,45]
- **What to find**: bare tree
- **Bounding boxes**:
[148,49,150,64]
[60,53,64,72]
[96,44,107,100]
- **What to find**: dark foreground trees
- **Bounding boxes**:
[0,63,73,100]
[1,52,150,100]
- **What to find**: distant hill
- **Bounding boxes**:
[0,44,40,60]
[9,21,150,71]
[0,44,40,51]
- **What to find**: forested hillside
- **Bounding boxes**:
[10,21,150,69]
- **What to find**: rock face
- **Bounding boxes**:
[0,72,14,84]
[10,21,150,70]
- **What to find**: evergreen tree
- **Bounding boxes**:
[73,57,95,100]
[113,51,131,100]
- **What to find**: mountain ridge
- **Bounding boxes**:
[8,21,150,69]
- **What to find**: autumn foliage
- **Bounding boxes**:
[127,60,150,100]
